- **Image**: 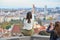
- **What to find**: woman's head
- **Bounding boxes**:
[54,21,60,36]
[26,12,32,23]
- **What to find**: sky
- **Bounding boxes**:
[0,0,60,9]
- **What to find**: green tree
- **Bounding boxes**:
[6,25,11,29]
[1,22,11,29]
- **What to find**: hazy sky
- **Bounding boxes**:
[0,0,60,8]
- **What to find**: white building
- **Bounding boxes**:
[0,16,5,23]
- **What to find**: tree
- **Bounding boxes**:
[1,22,11,29]
[6,25,11,29]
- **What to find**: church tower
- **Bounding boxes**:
[32,4,36,14]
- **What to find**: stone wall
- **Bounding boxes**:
[31,35,50,40]
[0,35,50,40]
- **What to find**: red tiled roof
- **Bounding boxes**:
[34,26,46,34]
[12,25,21,33]
[39,26,46,30]
[0,28,3,32]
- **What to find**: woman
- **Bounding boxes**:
[54,21,60,40]
[46,22,58,40]
[22,12,34,36]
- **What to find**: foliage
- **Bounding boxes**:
[6,25,11,29]
[1,22,11,29]
[39,31,50,36]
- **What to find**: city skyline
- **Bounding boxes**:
[0,0,60,9]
